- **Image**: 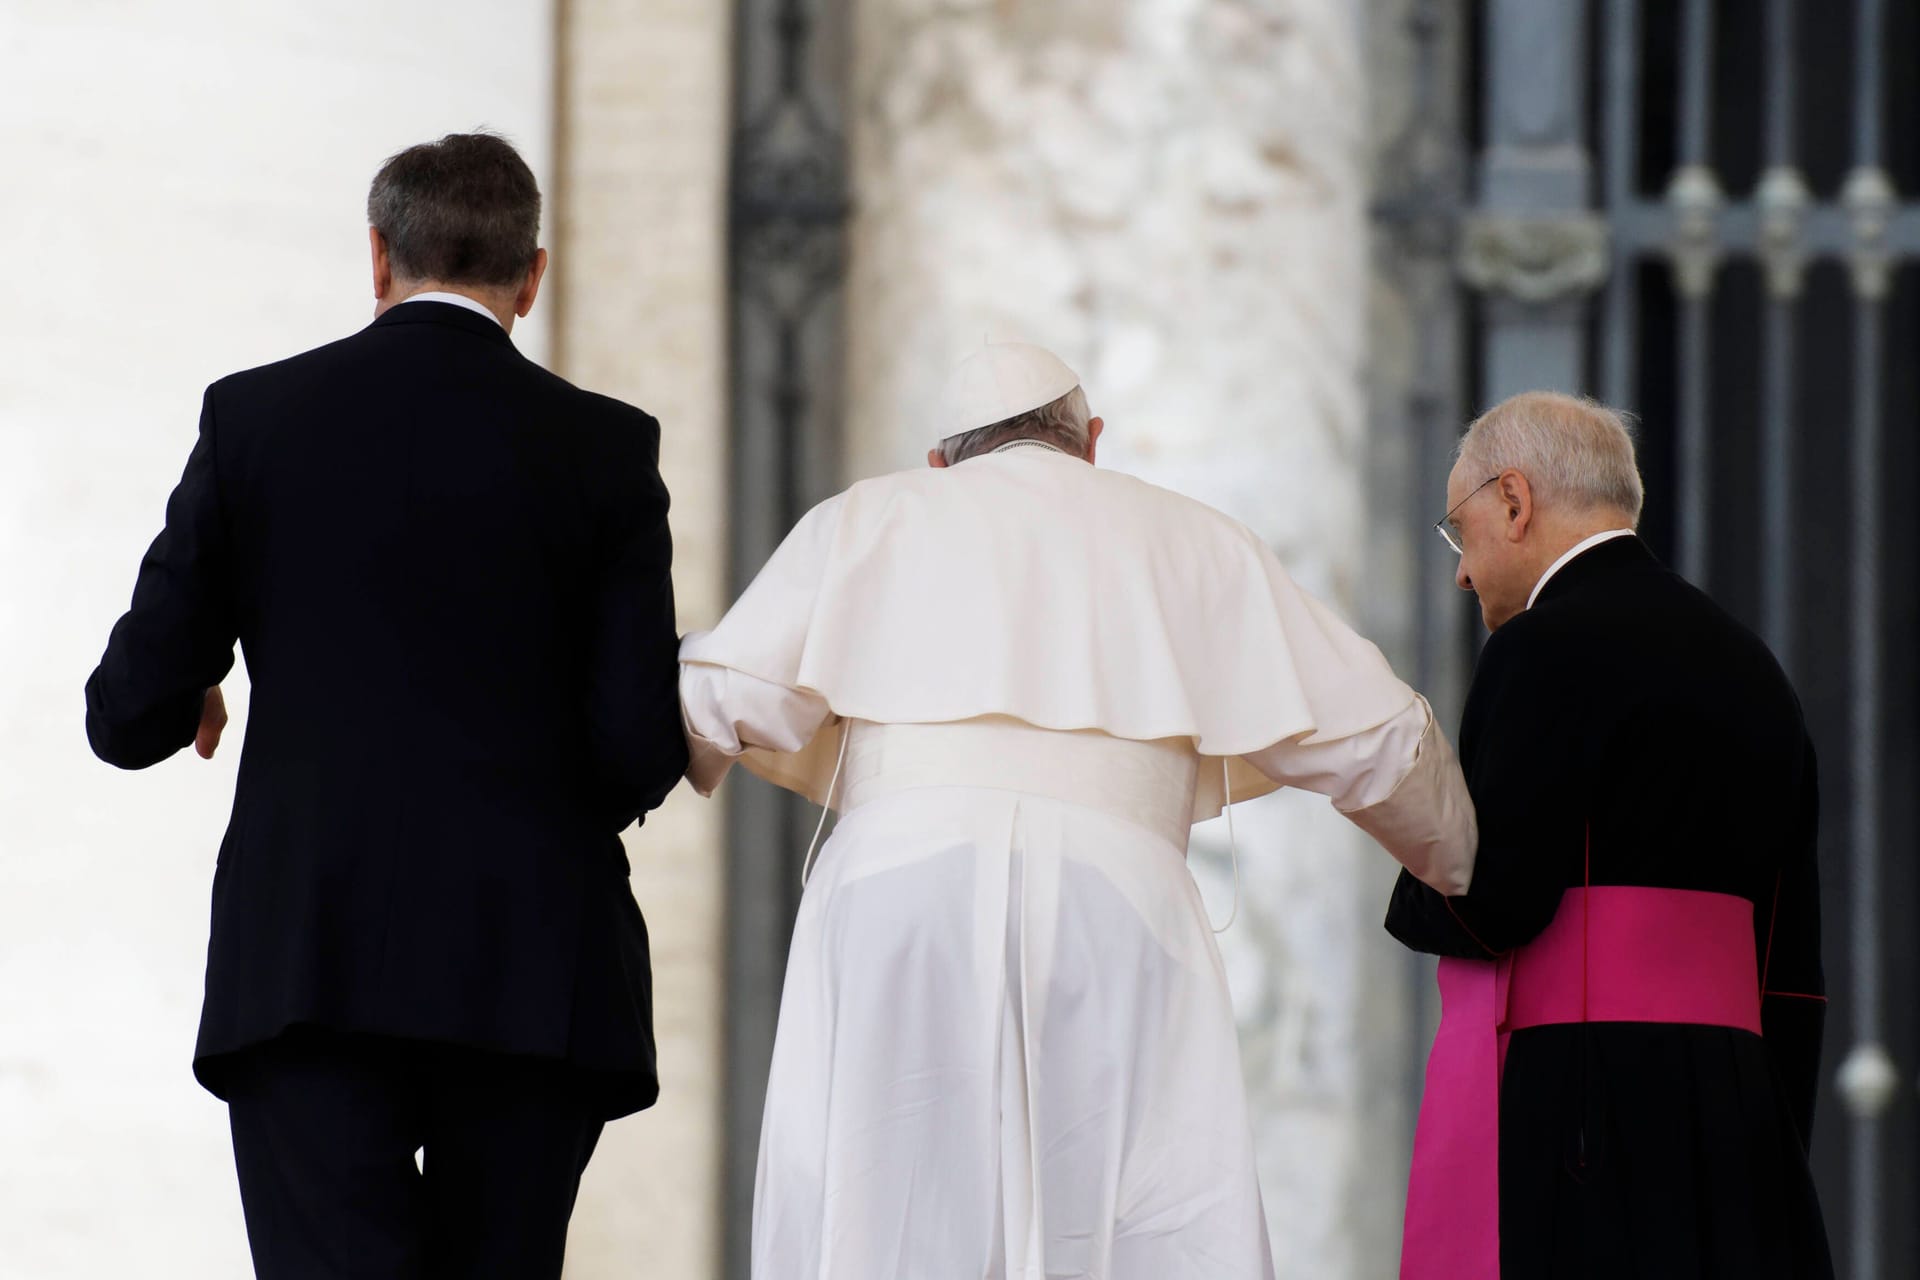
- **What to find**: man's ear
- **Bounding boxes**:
[927,447,949,469]
[1499,469,1535,542]
[1084,416,1104,464]
[370,227,394,301]
[515,248,549,318]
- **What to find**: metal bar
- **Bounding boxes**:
[1394,0,1469,728]
[1855,0,1885,167]
[723,2,851,1275]
[1758,0,1800,667]
[1370,0,1470,1162]
[1669,0,1718,587]
[1759,300,1795,666]
[1765,0,1795,166]
[1600,0,1641,412]
[1672,0,1715,579]
[1679,0,1714,166]
[1480,0,1588,208]
[1847,291,1885,1280]
[1610,199,1920,257]
[1675,296,1711,584]
[1843,5,1888,1276]
[1477,0,1591,400]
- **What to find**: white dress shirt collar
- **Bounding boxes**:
[1527,529,1637,611]
[398,290,505,329]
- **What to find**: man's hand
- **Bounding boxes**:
[195,686,228,760]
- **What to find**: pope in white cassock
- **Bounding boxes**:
[678,343,1478,1280]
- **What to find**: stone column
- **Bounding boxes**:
[550,1,733,1274]
[844,2,1410,1272]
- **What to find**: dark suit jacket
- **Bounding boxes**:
[1387,535,1829,1276]
[85,301,688,1118]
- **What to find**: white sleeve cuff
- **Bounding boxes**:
[678,661,833,798]
[1339,700,1478,895]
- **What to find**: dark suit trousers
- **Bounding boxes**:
[225,1028,605,1280]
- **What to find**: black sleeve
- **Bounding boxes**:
[1759,733,1826,1151]
[85,388,238,769]
[586,411,690,831]
[1385,621,1583,957]
[1385,867,1500,957]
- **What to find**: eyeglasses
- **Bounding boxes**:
[1434,475,1499,555]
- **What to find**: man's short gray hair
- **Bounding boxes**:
[1458,391,1645,526]
[938,386,1092,465]
[367,131,541,287]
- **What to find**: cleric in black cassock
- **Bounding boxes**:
[1387,391,1832,1279]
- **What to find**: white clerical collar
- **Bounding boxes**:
[989,439,1068,456]
[1527,529,1637,610]
[399,290,505,329]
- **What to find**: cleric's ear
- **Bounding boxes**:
[927,448,949,469]
[1498,469,1534,543]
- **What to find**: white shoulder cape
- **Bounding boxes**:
[679,450,1416,822]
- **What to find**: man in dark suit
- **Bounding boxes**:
[84,132,686,1279]
[1388,391,1831,1279]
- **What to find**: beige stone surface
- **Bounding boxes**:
[843,1,1411,1273]
[550,2,733,1277]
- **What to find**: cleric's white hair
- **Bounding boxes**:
[938,385,1091,465]
[1457,391,1645,525]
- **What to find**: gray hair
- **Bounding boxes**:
[367,131,541,287]
[1457,391,1645,526]
[938,385,1092,465]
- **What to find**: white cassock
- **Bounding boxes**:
[679,444,1476,1280]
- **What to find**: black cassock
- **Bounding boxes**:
[1387,535,1832,1279]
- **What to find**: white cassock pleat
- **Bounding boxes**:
[751,787,1277,1280]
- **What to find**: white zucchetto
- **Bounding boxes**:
[937,342,1083,439]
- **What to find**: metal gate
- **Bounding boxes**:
[1375,1,1920,1274]
[725,0,850,1274]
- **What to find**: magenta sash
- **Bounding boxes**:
[1399,886,1762,1279]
